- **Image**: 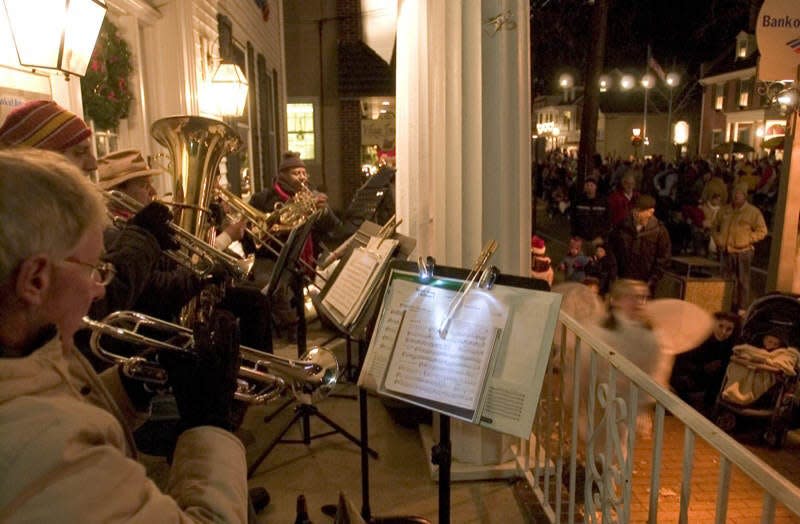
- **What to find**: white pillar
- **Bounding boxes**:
[396,0,532,471]
[396,0,531,275]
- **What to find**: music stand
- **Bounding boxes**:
[361,259,557,524]
[247,212,378,479]
[313,225,416,521]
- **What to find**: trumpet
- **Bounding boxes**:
[82,311,339,404]
[105,190,254,280]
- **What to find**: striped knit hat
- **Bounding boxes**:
[0,100,92,152]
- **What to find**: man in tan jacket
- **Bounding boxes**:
[0,149,248,522]
[712,183,768,315]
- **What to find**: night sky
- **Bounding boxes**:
[532,0,756,95]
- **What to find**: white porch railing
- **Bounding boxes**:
[516,310,800,523]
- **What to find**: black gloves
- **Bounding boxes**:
[129,201,180,251]
[204,262,237,287]
[117,364,158,412]
[162,309,242,433]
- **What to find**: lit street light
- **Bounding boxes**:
[631,127,643,159]
[558,72,574,102]
[665,72,681,157]
[673,120,689,160]
[599,74,611,92]
[620,74,635,90]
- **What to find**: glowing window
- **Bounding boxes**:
[287,103,315,160]
[714,84,724,111]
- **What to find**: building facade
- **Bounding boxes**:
[698,31,787,159]
[0,0,287,197]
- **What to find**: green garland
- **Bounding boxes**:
[80,19,134,131]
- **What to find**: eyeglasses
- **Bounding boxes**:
[61,258,117,286]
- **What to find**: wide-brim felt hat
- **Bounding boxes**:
[98,149,163,189]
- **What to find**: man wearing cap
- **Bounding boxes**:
[711,183,767,315]
[0,99,97,177]
[570,175,610,244]
[97,149,209,324]
[96,150,271,351]
[248,151,343,340]
[608,194,671,293]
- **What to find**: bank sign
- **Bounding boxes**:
[756,0,800,81]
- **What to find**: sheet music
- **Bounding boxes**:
[320,235,400,328]
[383,298,504,410]
[360,268,562,439]
[322,248,380,322]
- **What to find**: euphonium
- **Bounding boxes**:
[82,311,339,404]
[151,116,241,240]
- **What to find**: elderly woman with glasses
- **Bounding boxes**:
[0,149,248,522]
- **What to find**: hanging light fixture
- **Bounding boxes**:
[2,0,107,78]
[209,61,249,117]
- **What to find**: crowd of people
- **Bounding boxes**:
[533,149,772,315]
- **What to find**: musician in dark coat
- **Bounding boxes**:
[98,149,271,353]
[248,152,342,339]
[98,150,206,322]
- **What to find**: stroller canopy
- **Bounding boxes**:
[743,293,800,348]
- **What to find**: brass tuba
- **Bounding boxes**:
[151,116,242,240]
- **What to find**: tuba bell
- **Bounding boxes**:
[151,116,241,241]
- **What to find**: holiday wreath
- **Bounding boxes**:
[80,19,134,131]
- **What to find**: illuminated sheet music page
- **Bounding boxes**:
[361,268,562,439]
[382,280,507,416]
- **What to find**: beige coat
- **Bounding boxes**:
[711,201,768,253]
[0,335,247,522]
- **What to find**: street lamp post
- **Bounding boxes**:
[558,73,574,103]
[665,72,681,158]
[631,127,642,159]
[673,120,689,161]
[640,73,655,156]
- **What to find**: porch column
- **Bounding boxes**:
[395,0,531,276]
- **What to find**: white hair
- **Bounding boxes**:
[0,148,107,282]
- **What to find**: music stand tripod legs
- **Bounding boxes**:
[247,397,379,477]
[248,239,378,478]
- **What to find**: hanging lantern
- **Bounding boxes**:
[3,0,107,78]
[209,61,249,117]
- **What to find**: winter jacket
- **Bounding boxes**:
[607,189,638,226]
[570,194,610,242]
[711,201,768,253]
[89,224,162,320]
[609,215,672,286]
[0,335,247,522]
[103,222,203,322]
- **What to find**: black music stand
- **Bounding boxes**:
[313,229,418,522]
[247,213,379,479]
[365,259,553,524]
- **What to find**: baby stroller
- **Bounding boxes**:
[713,293,800,448]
